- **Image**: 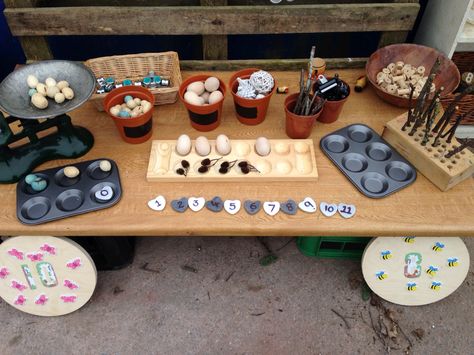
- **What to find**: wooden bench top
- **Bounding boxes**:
[0,69,472,237]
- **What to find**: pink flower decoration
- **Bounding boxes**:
[39,244,56,255]
[11,280,27,291]
[14,295,26,306]
[35,294,48,306]
[63,279,78,290]
[0,267,9,279]
[7,248,24,260]
[60,295,77,303]
[66,258,82,269]
[26,252,43,262]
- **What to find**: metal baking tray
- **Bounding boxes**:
[16,159,122,225]
[320,124,417,198]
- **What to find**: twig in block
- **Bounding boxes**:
[422,100,440,146]
[401,84,415,131]
[442,113,464,144]
[432,106,458,147]
[412,58,441,121]
[445,138,474,158]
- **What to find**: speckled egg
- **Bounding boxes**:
[62,87,74,100]
[27,75,38,89]
[204,77,220,92]
[36,83,47,96]
[216,134,231,155]
[56,80,69,90]
[208,90,223,105]
[176,134,192,156]
[255,137,271,156]
[187,81,205,96]
[54,92,65,104]
[195,136,211,156]
[31,93,48,109]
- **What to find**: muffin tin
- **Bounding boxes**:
[320,124,416,198]
[16,159,122,225]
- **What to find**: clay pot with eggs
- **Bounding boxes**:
[179,75,226,132]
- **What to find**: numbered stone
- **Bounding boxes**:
[171,197,188,213]
[244,200,261,215]
[263,201,280,216]
[338,203,356,219]
[298,197,317,213]
[206,196,224,212]
[281,199,297,215]
[188,197,205,212]
[224,200,241,215]
[95,186,114,202]
[320,202,337,217]
[147,195,166,211]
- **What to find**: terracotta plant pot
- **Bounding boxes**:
[103,86,155,144]
[284,93,323,139]
[179,75,226,132]
[313,78,351,124]
[229,68,276,125]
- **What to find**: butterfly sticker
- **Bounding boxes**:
[39,244,56,255]
[35,294,48,306]
[26,252,44,262]
[66,258,82,270]
[11,280,27,291]
[14,295,26,306]
[63,279,79,290]
[60,295,77,303]
[0,267,9,279]
[7,248,24,260]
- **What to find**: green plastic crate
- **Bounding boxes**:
[297,236,372,260]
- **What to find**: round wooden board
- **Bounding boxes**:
[362,237,469,306]
[0,236,97,316]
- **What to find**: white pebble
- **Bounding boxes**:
[45,77,57,87]
[31,93,48,109]
[255,137,271,156]
[36,83,47,96]
[141,100,152,113]
[195,136,211,156]
[99,160,112,172]
[110,106,120,116]
[64,166,80,178]
[54,92,65,104]
[27,75,38,89]
[216,134,231,155]
[176,134,192,156]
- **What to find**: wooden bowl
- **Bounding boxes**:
[366,44,460,108]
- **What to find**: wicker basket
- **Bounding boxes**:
[84,52,182,111]
[440,52,474,125]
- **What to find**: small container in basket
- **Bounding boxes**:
[104,86,155,144]
[85,52,182,111]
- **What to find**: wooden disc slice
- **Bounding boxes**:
[362,237,469,306]
[0,236,97,316]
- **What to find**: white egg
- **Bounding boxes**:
[201,91,210,103]
[56,80,69,90]
[46,85,59,98]
[195,136,211,156]
[45,77,57,87]
[54,92,65,104]
[204,77,220,92]
[110,106,120,116]
[31,93,48,109]
[62,87,74,100]
[187,81,205,95]
[255,136,271,156]
[27,75,38,89]
[176,134,192,156]
[184,91,202,106]
[216,134,231,155]
[36,83,47,96]
[208,90,223,105]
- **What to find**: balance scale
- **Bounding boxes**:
[0,60,96,183]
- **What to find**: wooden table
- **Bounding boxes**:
[1,69,473,237]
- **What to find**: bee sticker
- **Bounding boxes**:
[432,242,445,252]
[376,271,387,280]
[381,250,392,260]
[404,253,422,278]
[447,258,459,267]
[426,265,439,276]
[407,282,417,291]
[430,281,441,290]
[403,237,415,243]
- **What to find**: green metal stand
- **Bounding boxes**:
[297,236,371,260]
[0,112,94,183]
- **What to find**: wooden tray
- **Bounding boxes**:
[382,113,474,191]
[147,139,318,182]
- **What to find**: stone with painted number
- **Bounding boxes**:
[171,197,188,213]
[188,197,205,212]
[206,196,224,212]
[147,195,166,211]
[320,202,337,217]
[338,203,356,219]
[281,199,297,215]
[298,197,317,213]
[244,200,261,215]
[95,185,114,202]
[263,201,280,216]
[224,200,241,215]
